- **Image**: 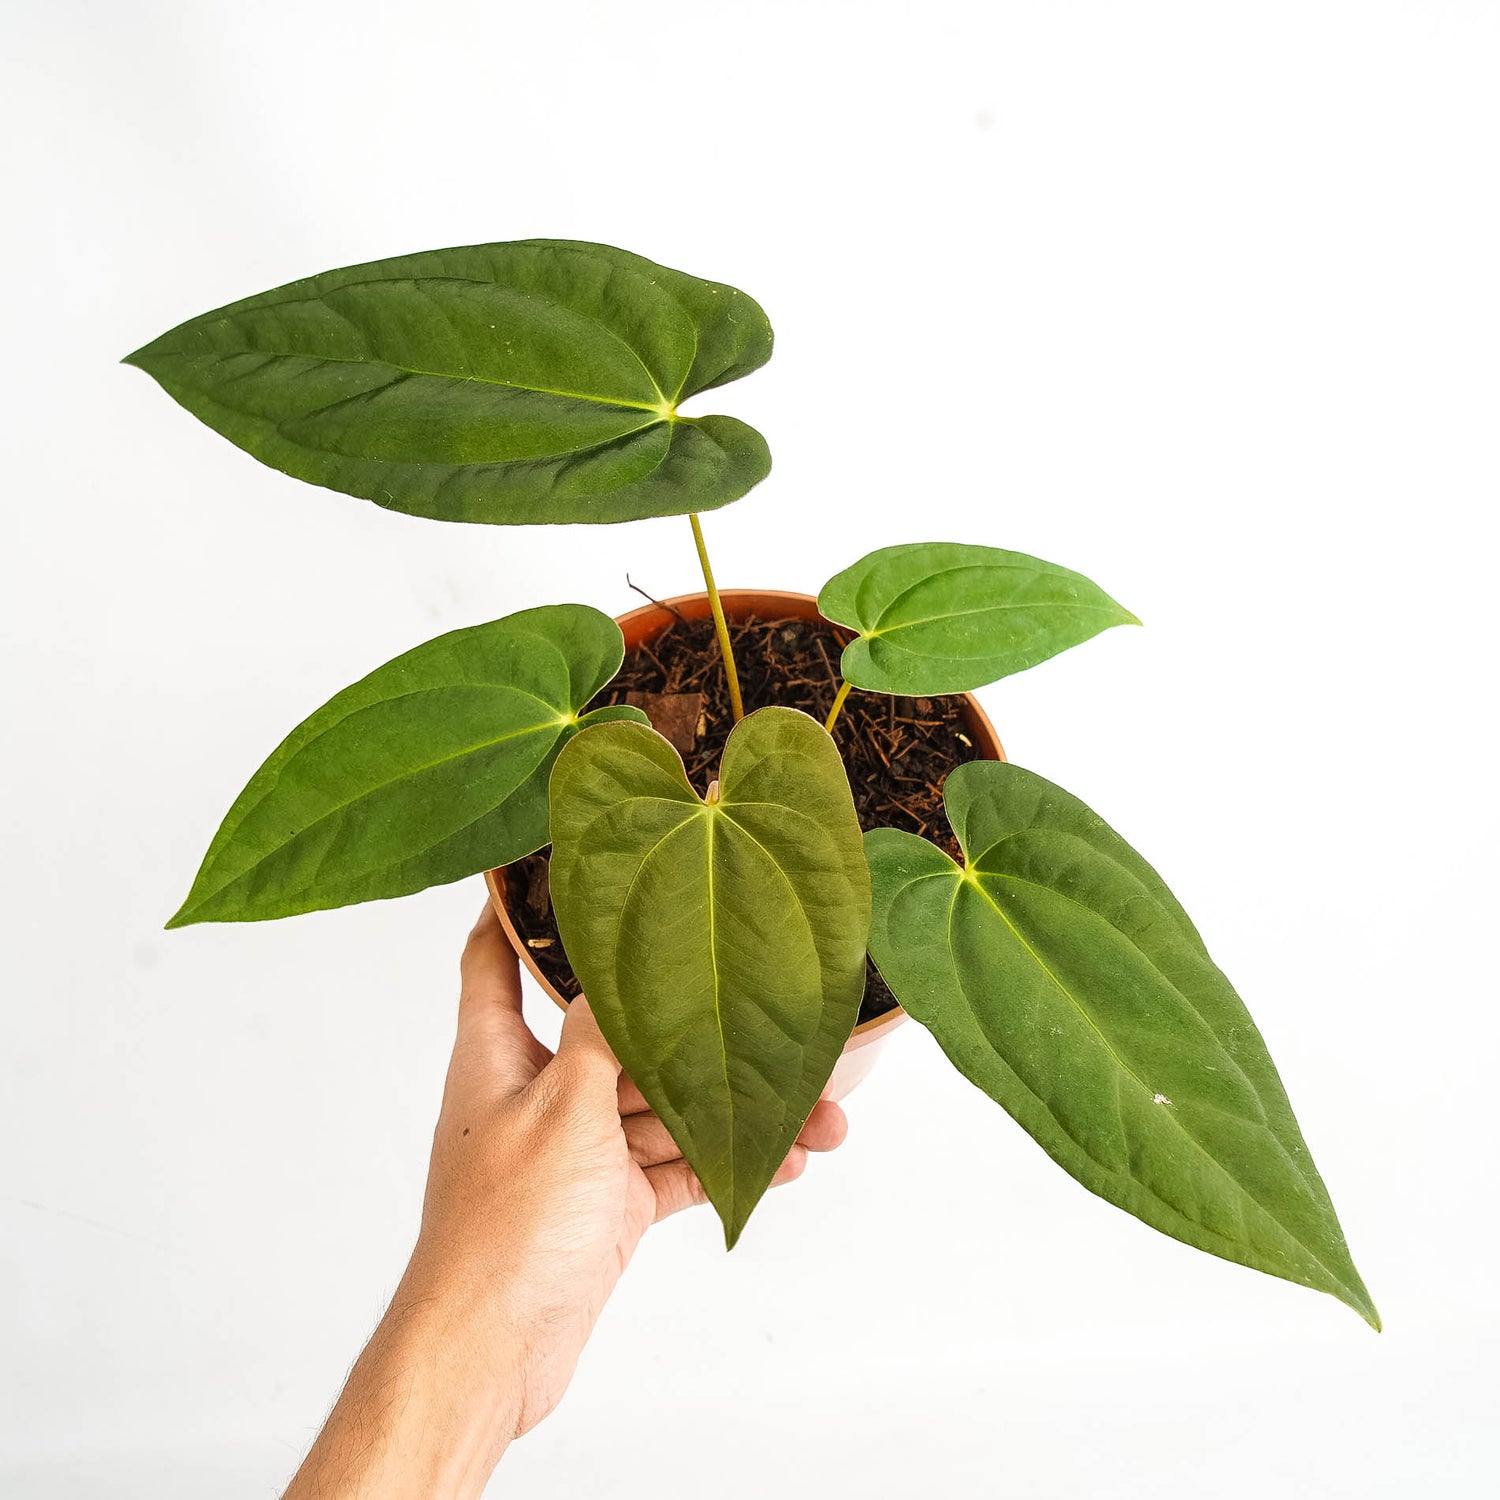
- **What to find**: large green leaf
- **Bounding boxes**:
[549,708,870,1246]
[865,761,1378,1326]
[125,240,773,525]
[169,605,647,926]
[819,542,1138,694]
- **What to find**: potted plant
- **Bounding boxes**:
[486,584,1007,1105]
[126,238,1377,1328]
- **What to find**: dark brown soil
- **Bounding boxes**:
[504,611,980,1024]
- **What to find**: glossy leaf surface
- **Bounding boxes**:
[126,240,773,525]
[169,606,646,926]
[549,708,870,1246]
[865,761,1377,1326]
[819,542,1138,694]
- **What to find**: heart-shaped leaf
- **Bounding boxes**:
[549,708,871,1246]
[126,240,773,526]
[865,761,1378,1326]
[819,542,1138,695]
[169,606,647,926]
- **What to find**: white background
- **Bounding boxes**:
[3,1,1497,1493]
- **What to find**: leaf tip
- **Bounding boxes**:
[1324,1248,1379,1329]
[718,1205,749,1251]
[164,896,201,930]
[1348,1287,1382,1332]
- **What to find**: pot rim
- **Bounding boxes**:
[486,586,1006,1048]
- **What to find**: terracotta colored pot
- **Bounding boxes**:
[486,589,1006,1100]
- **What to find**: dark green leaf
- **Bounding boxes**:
[819,542,1138,694]
[549,708,870,1246]
[126,240,773,525]
[169,606,646,926]
[865,761,1378,1326]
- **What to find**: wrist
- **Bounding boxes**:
[284,1269,524,1500]
[386,1268,528,1464]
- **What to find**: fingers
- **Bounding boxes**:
[625,1099,847,1169]
[643,1106,845,1222]
[647,1146,809,1223]
[621,1116,696,1170]
[457,903,525,1034]
[622,1111,686,1169]
[617,1073,650,1117]
[772,1144,810,1188]
[645,1157,711,1220]
[449,905,557,1097]
[462,900,507,967]
[554,995,623,1091]
[796,1099,849,1153]
[624,1098,852,1176]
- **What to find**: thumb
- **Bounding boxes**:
[554,995,623,1090]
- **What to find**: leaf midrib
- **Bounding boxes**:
[861,561,1083,631]
[932,875,1301,1288]
[954,871,1360,1301]
[970,855,1267,1118]
[208,764,550,919]
[976,863,1336,1207]
[873,598,1125,640]
[597,788,832,1234]
[163,374,681,498]
[188,267,682,411]
[190,708,566,912]
[174,341,674,417]
[961,875,1155,1097]
[704,807,734,1222]
[279,369,668,460]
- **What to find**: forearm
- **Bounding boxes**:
[283,1273,521,1500]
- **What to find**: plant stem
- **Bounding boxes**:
[689,513,744,722]
[823,679,853,734]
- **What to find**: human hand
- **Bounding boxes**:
[409,902,849,1438]
[284,903,848,1499]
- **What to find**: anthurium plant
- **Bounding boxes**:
[127,239,1376,1327]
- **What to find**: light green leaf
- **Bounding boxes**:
[126,240,773,525]
[819,542,1138,694]
[549,708,870,1246]
[865,761,1378,1327]
[169,606,647,926]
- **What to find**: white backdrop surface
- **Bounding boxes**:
[3,1,1497,1494]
